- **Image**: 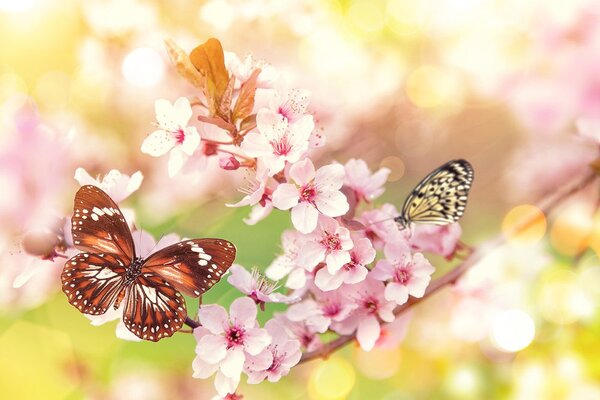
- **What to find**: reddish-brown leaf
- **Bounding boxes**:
[197,115,236,134]
[232,68,261,123]
[239,114,257,133]
[190,38,229,116]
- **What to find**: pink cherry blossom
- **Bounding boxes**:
[227,264,298,309]
[224,51,278,89]
[273,313,322,352]
[141,97,201,177]
[267,80,311,124]
[74,168,143,203]
[226,167,275,225]
[296,215,353,274]
[286,289,356,333]
[241,111,313,174]
[357,204,405,249]
[193,297,271,397]
[410,223,462,259]
[332,278,396,351]
[343,158,390,203]
[272,159,349,233]
[245,319,301,384]
[266,230,309,290]
[370,242,435,306]
[314,237,375,291]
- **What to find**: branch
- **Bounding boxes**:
[299,169,597,364]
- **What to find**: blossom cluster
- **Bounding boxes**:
[134,38,465,397]
[13,38,464,398]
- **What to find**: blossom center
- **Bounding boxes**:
[175,128,185,144]
[343,254,359,271]
[363,296,379,314]
[300,183,317,203]
[322,302,341,318]
[270,135,291,156]
[393,267,411,285]
[320,232,342,251]
[225,325,246,348]
[267,352,285,372]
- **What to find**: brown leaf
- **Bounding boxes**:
[190,38,229,116]
[164,39,205,88]
[217,75,236,121]
[590,158,600,175]
[232,68,261,123]
[239,114,257,133]
[197,115,236,134]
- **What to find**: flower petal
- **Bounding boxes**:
[227,265,252,294]
[315,190,349,217]
[272,183,299,210]
[168,147,186,177]
[315,163,345,189]
[356,315,380,351]
[198,304,228,334]
[197,334,228,363]
[229,297,257,329]
[192,357,220,379]
[384,282,409,305]
[141,129,176,156]
[289,158,315,185]
[181,126,201,155]
[220,348,246,378]
[244,327,271,355]
[291,202,319,234]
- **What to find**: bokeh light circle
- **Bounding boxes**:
[501,204,546,246]
[490,309,535,352]
[354,347,401,380]
[380,156,405,182]
[309,357,356,399]
[121,47,165,87]
[550,203,593,256]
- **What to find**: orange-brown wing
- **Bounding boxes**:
[71,185,135,261]
[123,272,187,341]
[62,252,127,315]
[141,238,236,297]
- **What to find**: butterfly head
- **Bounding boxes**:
[393,215,409,230]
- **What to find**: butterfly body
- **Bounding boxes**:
[62,185,236,341]
[394,159,474,229]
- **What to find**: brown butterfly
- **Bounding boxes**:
[62,185,236,341]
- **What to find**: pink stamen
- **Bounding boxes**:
[270,135,291,156]
[175,128,185,144]
[300,183,317,203]
[393,267,410,285]
[320,232,342,251]
[225,325,245,348]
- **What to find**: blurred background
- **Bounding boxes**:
[1,0,600,399]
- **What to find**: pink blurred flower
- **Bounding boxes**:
[410,223,462,259]
[272,159,349,233]
[296,215,353,274]
[332,278,396,351]
[314,237,375,291]
[227,265,298,309]
[266,230,307,290]
[370,243,435,306]
[576,117,600,143]
[343,159,390,203]
[74,168,143,202]
[224,51,278,89]
[286,289,356,333]
[141,97,201,177]
[193,297,271,397]
[245,319,301,384]
[241,112,313,175]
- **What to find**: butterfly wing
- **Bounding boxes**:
[141,238,236,297]
[62,252,127,315]
[123,272,187,341]
[399,159,474,226]
[71,185,135,261]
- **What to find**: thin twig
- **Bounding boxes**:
[299,170,597,364]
